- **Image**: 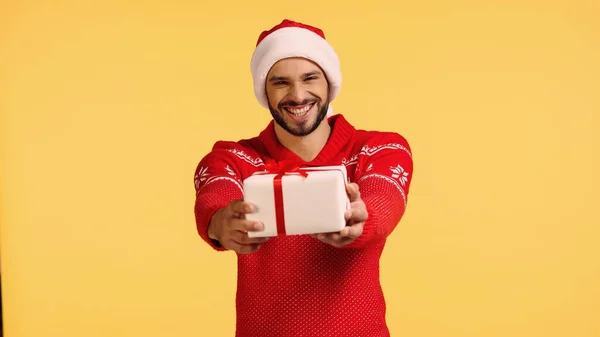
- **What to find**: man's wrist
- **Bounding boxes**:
[208,209,221,240]
[207,214,223,248]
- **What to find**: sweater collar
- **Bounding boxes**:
[258,114,355,166]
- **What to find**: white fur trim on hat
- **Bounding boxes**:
[326,105,334,118]
[250,26,341,113]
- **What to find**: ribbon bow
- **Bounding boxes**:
[264,160,308,178]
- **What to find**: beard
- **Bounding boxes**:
[268,96,330,137]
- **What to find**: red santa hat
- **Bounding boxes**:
[250,19,341,117]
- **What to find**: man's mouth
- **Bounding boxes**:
[283,102,315,117]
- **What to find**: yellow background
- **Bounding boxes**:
[1,1,599,336]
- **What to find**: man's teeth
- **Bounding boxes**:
[286,103,313,116]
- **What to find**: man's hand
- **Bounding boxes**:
[208,200,269,254]
[312,183,368,247]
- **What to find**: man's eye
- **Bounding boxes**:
[275,81,287,85]
[305,77,317,81]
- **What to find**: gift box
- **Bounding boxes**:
[243,163,350,238]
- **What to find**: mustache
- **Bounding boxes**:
[279,98,318,108]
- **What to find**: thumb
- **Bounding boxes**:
[229,199,253,218]
[346,183,361,202]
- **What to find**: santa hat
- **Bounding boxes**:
[250,19,341,117]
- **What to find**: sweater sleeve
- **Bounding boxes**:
[193,142,248,251]
[343,133,414,249]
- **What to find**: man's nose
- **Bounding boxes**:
[288,83,305,103]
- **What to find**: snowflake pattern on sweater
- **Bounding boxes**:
[193,114,413,337]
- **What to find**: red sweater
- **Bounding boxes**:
[194,114,413,337]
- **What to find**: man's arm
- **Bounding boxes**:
[341,133,413,249]
[193,145,246,251]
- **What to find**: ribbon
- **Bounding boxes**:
[264,160,309,178]
[264,160,308,236]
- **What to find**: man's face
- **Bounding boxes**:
[265,57,330,137]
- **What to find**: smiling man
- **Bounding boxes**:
[194,19,414,337]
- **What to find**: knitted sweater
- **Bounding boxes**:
[194,114,413,337]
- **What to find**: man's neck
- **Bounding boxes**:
[274,120,331,162]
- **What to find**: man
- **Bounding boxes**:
[194,19,413,337]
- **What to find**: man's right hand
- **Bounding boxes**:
[208,200,268,254]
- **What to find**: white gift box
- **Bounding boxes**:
[243,165,350,238]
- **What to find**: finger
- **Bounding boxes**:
[316,233,338,246]
[344,208,353,221]
[231,230,270,245]
[350,199,366,210]
[344,203,368,223]
[349,206,369,223]
[317,232,344,247]
[229,240,261,254]
[239,244,261,254]
[345,205,369,223]
[229,200,255,217]
[340,223,364,239]
[316,233,352,247]
[229,218,264,232]
[345,183,361,202]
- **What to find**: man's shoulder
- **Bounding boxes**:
[202,136,266,168]
[210,135,262,153]
[353,128,412,155]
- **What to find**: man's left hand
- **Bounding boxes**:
[312,183,368,247]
